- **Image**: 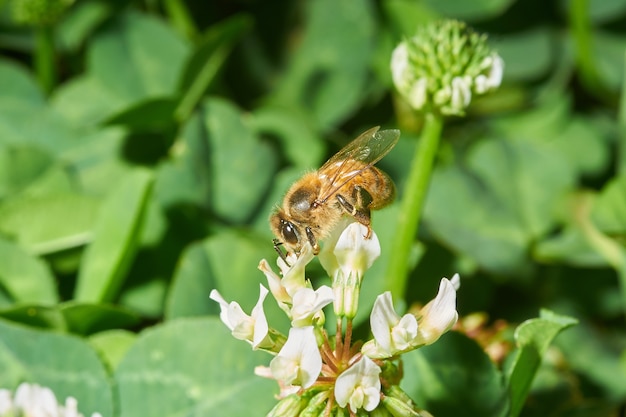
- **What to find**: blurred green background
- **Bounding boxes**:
[0,0,625,416]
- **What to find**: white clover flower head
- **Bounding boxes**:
[270,326,322,389]
[0,389,13,414]
[290,285,334,327]
[363,274,460,359]
[334,356,382,412]
[209,284,270,349]
[390,19,503,116]
[319,222,381,318]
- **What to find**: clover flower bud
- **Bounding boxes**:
[266,393,308,417]
[391,20,503,116]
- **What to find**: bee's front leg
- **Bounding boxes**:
[336,186,373,238]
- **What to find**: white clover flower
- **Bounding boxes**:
[334,356,382,412]
[319,222,381,318]
[390,20,503,116]
[363,274,460,359]
[1,383,102,417]
[210,283,270,349]
[270,326,322,389]
[290,285,334,327]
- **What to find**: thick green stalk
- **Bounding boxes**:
[34,26,55,95]
[385,112,443,299]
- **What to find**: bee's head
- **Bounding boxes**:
[270,209,302,253]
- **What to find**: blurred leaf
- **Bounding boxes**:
[0,144,53,199]
[119,277,168,318]
[0,237,58,304]
[75,169,153,303]
[591,176,626,234]
[269,0,375,128]
[384,0,440,37]
[53,10,190,126]
[166,230,285,327]
[425,134,574,274]
[0,305,66,330]
[115,317,278,416]
[252,105,325,169]
[0,58,45,108]
[505,309,578,417]
[594,30,626,93]
[60,302,140,336]
[0,318,113,416]
[402,332,509,417]
[176,14,252,121]
[0,193,100,255]
[534,224,608,267]
[492,27,555,82]
[203,97,277,223]
[56,0,113,52]
[423,0,515,20]
[89,329,136,371]
[105,97,178,132]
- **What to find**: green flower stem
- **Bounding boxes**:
[386,112,443,299]
[34,26,55,95]
[163,0,198,40]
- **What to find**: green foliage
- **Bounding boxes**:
[0,0,624,415]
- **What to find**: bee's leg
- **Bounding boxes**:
[336,186,374,238]
[305,226,320,254]
[273,239,290,264]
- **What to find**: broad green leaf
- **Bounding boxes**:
[402,332,509,417]
[269,0,375,128]
[119,277,168,318]
[203,97,277,222]
[251,105,325,169]
[491,27,555,82]
[384,0,440,38]
[105,97,178,132]
[0,193,100,255]
[115,317,278,417]
[89,329,136,371]
[176,14,252,121]
[0,237,58,304]
[423,0,515,20]
[56,0,113,52]
[89,11,190,103]
[0,305,66,330]
[505,309,578,417]
[0,144,53,199]
[0,58,44,108]
[592,176,626,234]
[166,230,286,329]
[0,318,113,416]
[594,30,626,93]
[60,301,140,336]
[75,169,153,302]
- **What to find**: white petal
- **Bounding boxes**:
[209,289,235,331]
[251,284,270,348]
[281,243,315,297]
[390,42,410,90]
[290,285,334,327]
[335,356,381,412]
[369,292,400,353]
[258,259,291,311]
[407,78,428,110]
[270,327,321,389]
[0,389,12,414]
[334,223,380,279]
[416,278,458,345]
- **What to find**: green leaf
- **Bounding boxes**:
[0,318,113,416]
[505,309,578,417]
[402,332,509,417]
[0,58,45,108]
[166,230,284,326]
[0,305,66,330]
[0,144,53,199]
[115,317,278,416]
[492,27,557,82]
[60,301,140,336]
[0,237,58,304]
[176,14,252,121]
[88,329,137,372]
[423,0,515,20]
[105,97,178,132]
[269,0,375,128]
[75,169,153,302]
[592,176,626,234]
[0,193,100,255]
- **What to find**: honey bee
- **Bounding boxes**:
[271,126,400,258]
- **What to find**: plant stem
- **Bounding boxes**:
[34,26,55,95]
[385,112,443,300]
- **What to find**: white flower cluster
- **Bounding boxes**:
[0,382,102,417]
[391,20,504,116]
[211,222,460,416]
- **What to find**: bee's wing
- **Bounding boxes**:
[317,126,400,204]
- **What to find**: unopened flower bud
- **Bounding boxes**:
[299,390,331,417]
[266,394,308,417]
[382,396,422,417]
[391,20,503,116]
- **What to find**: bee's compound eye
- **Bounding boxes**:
[281,220,299,245]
